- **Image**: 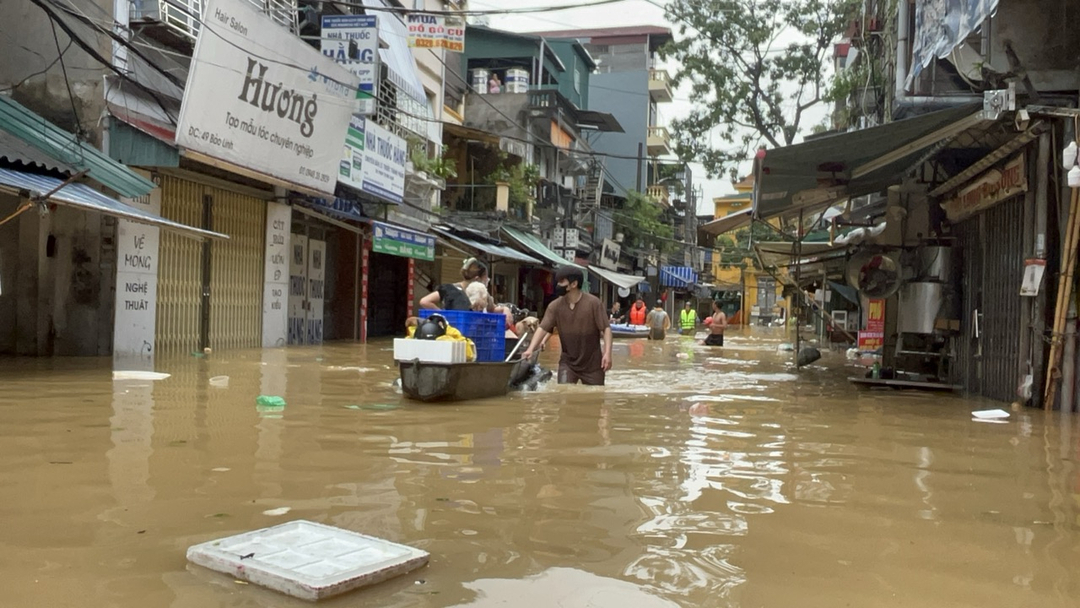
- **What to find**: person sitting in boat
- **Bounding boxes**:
[628,297,647,326]
[610,301,625,324]
[407,313,477,362]
[420,258,486,312]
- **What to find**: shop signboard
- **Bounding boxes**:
[405,13,465,51]
[176,0,360,195]
[371,221,435,261]
[340,116,406,205]
[114,177,161,367]
[941,153,1026,222]
[600,238,621,271]
[321,14,379,116]
[858,298,886,350]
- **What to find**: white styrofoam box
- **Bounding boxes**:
[187,520,429,601]
[393,338,465,363]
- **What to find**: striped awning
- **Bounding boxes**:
[660,266,697,288]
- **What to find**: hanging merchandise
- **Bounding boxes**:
[1069,165,1080,188]
[1063,141,1078,169]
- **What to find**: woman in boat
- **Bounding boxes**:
[420,258,487,311]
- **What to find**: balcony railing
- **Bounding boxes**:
[648,68,674,103]
[647,126,671,156]
[646,184,670,206]
[130,0,299,42]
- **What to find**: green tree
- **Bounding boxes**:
[714,221,790,268]
[663,0,859,178]
[616,190,676,253]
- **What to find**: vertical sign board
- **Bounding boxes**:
[858,298,886,350]
[262,202,290,347]
[306,239,326,345]
[114,182,162,368]
[175,0,360,195]
[288,234,309,345]
[321,15,378,116]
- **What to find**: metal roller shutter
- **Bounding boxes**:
[156,175,203,356]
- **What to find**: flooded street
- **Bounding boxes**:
[3,328,1080,607]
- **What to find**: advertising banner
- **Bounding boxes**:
[858,298,886,350]
[321,14,379,116]
[340,116,407,205]
[114,179,161,367]
[176,0,360,195]
[405,13,465,51]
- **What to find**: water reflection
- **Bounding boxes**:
[1,329,1080,606]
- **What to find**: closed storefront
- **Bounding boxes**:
[363,221,435,339]
[156,174,268,356]
[953,196,1026,402]
[946,152,1029,402]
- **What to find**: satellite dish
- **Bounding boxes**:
[618,286,631,298]
[845,250,903,298]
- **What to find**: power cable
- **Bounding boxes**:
[26,0,178,130]
[321,0,633,17]
[50,17,84,146]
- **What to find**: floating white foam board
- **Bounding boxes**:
[187,520,428,601]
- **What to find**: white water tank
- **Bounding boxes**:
[470,69,490,94]
[505,68,529,93]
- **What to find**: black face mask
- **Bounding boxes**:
[555,283,569,298]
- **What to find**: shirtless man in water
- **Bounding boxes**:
[704,300,727,346]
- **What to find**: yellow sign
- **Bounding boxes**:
[942,153,1027,222]
[550,121,574,150]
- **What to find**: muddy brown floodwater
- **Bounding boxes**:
[2,327,1080,607]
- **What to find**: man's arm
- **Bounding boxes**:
[522,326,549,359]
[601,326,613,371]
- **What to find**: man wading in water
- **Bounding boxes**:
[704,300,727,346]
[523,266,612,385]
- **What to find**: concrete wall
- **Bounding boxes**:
[0,0,111,146]
[0,192,114,356]
[0,0,116,356]
[411,0,448,142]
[989,0,1080,91]
[587,70,649,195]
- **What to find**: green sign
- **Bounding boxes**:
[372,221,435,261]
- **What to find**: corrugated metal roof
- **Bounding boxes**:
[0,130,75,173]
[0,96,155,198]
[0,168,225,240]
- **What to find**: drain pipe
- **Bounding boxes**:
[895,0,909,99]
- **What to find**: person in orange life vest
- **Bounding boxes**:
[628,297,648,325]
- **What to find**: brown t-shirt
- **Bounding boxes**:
[540,292,608,374]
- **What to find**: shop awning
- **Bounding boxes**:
[589,265,645,290]
[502,226,585,270]
[755,104,985,219]
[700,209,753,236]
[0,168,226,240]
[754,241,848,268]
[362,0,428,104]
[660,266,697,288]
[0,96,155,198]
[433,227,541,265]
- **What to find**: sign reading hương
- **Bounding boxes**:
[321,14,379,116]
[371,221,435,261]
[941,153,1026,222]
[405,13,465,51]
[340,116,407,205]
[175,0,360,195]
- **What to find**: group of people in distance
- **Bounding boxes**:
[613,296,727,344]
[414,259,728,388]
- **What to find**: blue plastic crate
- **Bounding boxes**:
[419,310,506,362]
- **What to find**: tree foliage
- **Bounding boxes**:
[616,190,676,254]
[663,0,859,178]
[715,221,790,268]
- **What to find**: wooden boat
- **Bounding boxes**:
[610,323,650,339]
